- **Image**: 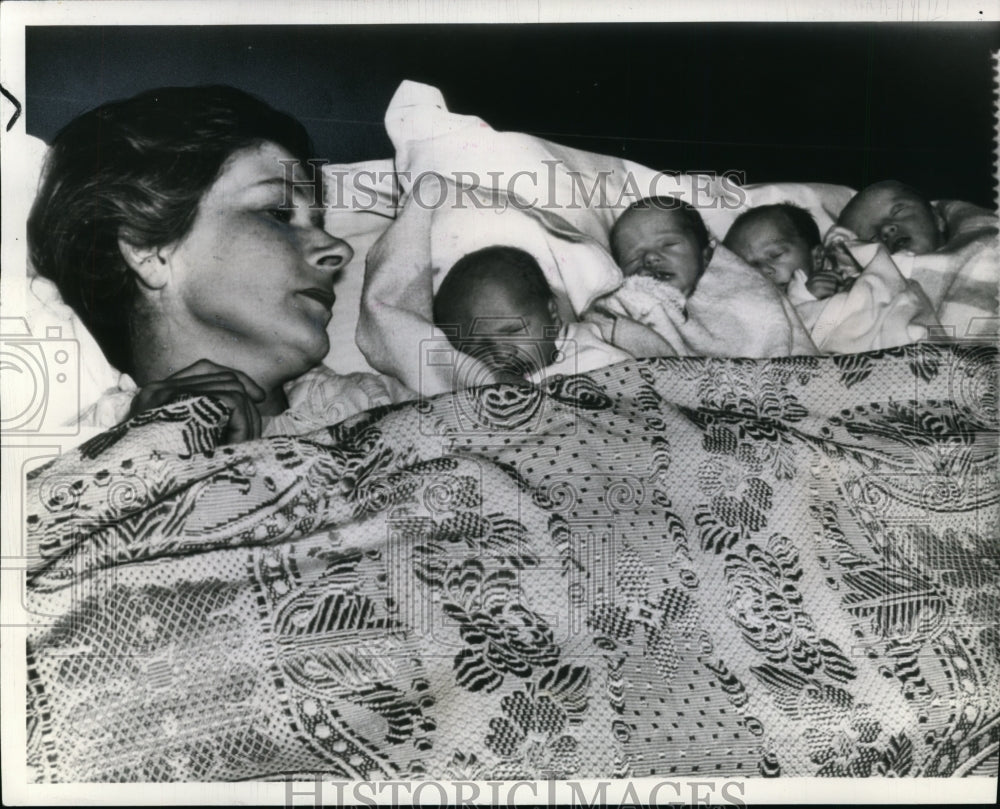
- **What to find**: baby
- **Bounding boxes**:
[609,196,713,303]
[433,245,630,384]
[837,179,947,255]
[723,203,843,300]
[598,197,818,357]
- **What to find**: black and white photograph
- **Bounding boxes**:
[1,1,998,804]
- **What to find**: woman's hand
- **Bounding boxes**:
[128,359,267,444]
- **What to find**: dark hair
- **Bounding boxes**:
[609,196,710,262]
[433,245,553,337]
[27,85,314,373]
[724,203,821,249]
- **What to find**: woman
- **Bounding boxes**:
[28,85,411,443]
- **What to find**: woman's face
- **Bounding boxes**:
[158,141,352,389]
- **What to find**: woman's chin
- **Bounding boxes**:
[274,331,330,379]
[303,336,331,369]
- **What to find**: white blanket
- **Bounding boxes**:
[358,81,664,394]
[357,179,632,395]
[356,81,805,389]
[592,246,818,358]
[794,242,942,354]
[795,202,998,353]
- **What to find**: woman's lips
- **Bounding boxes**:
[298,288,336,309]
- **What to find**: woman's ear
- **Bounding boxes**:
[118,234,170,290]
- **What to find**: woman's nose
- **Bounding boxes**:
[307,230,354,272]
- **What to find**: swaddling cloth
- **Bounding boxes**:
[797,199,998,351]
[595,247,817,358]
[793,241,941,353]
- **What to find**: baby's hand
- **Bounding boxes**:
[805,268,842,300]
[807,242,866,299]
[826,241,865,278]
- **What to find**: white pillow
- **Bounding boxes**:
[6,134,119,433]
[321,159,396,374]
[355,81,867,391]
[382,81,749,306]
[379,81,868,302]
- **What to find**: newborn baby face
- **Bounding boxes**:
[456,278,559,378]
[725,214,819,287]
[839,181,945,254]
[612,208,707,296]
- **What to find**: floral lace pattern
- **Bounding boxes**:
[24,344,999,781]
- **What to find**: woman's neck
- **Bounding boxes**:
[130,327,292,418]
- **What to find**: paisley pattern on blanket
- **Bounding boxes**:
[24,344,1000,781]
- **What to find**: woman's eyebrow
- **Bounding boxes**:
[252,176,321,200]
[251,176,326,220]
[251,177,291,190]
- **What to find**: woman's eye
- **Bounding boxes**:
[265,207,293,224]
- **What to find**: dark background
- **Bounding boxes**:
[25,23,1000,207]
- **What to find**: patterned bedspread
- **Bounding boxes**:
[25,344,1000,782]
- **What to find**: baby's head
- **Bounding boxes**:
[837,180,947,254]
[609,197,712,297]
[433,245,561,379]
[723,203,823,287]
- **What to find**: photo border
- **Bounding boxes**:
[2,1,997,805]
